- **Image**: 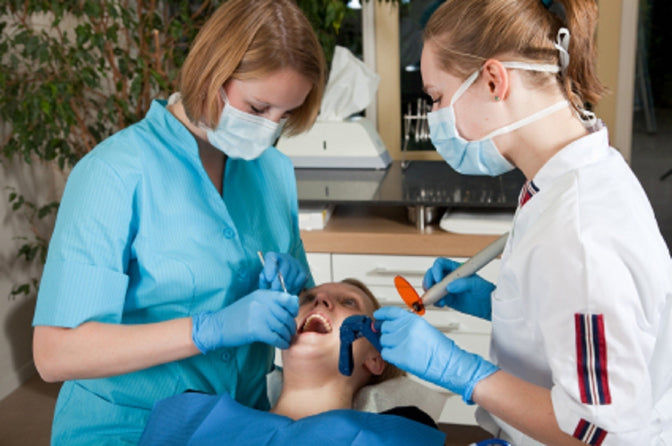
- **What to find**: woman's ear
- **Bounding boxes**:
[363,352,385,376]
[482,59,509,102]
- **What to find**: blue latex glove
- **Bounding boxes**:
[192,289,299,353]
[258,252,308,295]
[423,257,495,320]
[374,306,498,404]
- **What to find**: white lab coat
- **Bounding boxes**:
[476,126,672,445]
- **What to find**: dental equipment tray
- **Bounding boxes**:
[295,160,525,209]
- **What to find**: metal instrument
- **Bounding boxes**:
[257,251,288,293]
[401,98,432,170]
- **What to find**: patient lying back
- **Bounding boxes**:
[139,280,446,445]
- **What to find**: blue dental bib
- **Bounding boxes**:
[139,392,445,445]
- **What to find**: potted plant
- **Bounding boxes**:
[1,0,397,297]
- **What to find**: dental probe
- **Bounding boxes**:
[257,251,288,293]
[395,232,509,315]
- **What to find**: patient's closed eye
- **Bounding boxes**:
[299,293,316,305]
[339,297,359,309]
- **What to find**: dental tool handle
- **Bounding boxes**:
[420,232,509,308]
[257,251,288,293]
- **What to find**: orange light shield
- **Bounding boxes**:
[393,275,425,315]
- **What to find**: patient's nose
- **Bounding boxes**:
[313,292,334,310]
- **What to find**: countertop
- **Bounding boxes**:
[300,205,505,257]
[297,161,519,256]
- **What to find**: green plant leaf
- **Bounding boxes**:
[38,202,59,219]
[10,283,31,298]
[11,195,24,211]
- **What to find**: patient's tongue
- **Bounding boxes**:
[303,318,329,334]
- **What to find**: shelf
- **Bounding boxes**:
[301,205,502,257]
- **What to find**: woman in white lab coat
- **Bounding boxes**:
[373,0,672,445]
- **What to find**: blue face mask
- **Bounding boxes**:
[205,89,286,160]
[428,61,568,176]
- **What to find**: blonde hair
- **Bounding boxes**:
[424,0,604,111]
[340,278,406,385]
[179,0,325,136]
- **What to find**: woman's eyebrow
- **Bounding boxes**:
[248,95,269,106]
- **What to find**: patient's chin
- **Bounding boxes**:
[293,330,336,344]
[282,345,337,375]
[286,332,338,358]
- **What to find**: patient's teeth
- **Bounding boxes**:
[301,314,332,334]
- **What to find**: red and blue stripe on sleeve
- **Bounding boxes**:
[573,418,608,445]
[575,313,612,405]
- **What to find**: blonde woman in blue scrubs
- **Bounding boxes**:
[31,0,325,443]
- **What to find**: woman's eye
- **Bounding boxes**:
[250,105,265,114]
[431,96,441,105]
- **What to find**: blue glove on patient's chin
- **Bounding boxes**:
[423,257,495,320]
[374,306,498,404]
[192,289,299,353]
[258,252,308,295]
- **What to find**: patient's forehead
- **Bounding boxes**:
[300,282,377,314]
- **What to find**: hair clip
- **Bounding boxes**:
[541,0,567,23]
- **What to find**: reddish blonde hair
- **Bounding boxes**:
[179,0,325,136]
[424,0,604,110]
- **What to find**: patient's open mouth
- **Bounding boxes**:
[299,313,332,334]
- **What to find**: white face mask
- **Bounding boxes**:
[204,89,286,160]
[428,61,569,176]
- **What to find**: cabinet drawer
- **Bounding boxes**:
[332,254,436,288]
[331,253,501,288]
[332,254,496,338]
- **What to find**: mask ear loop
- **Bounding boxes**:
[449,70,481,106]
[554,27,570,75]
[575,108,598,130]
[550,27,599,130]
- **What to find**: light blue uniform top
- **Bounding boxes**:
[33,100,314,445]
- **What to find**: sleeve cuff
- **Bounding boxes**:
[33,259,129,327]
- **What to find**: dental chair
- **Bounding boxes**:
[267,369,511,446]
